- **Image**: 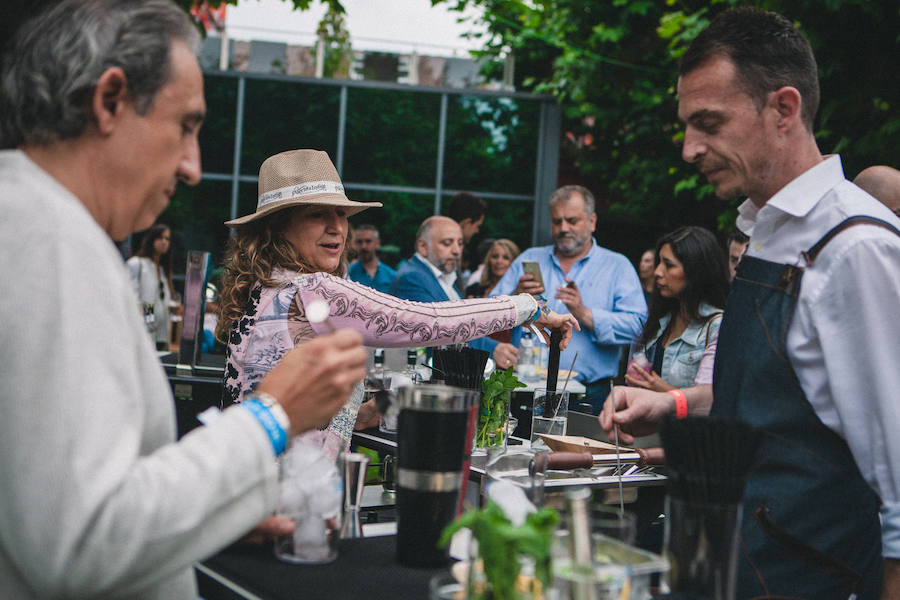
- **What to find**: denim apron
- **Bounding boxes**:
[711,217,898,599]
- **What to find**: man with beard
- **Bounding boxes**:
[391,216,519,369]
[600,7,900,598]
[491,185,647,413]
[348,224,396,293]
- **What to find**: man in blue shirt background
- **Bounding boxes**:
[348,224,396,294]
[491,185,647,413]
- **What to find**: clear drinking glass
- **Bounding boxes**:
[625,341,652,382]
[530,389,569,447]
[274,440,342,564]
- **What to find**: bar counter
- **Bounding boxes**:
[197,534,444,600]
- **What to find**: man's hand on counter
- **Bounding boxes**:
[257,329,368,436]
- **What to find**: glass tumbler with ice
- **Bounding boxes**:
[274,440,342,564]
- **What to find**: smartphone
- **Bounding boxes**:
[521,261,544,286]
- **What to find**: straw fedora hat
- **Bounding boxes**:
[224,149,381,226]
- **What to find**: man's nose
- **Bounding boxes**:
[177,136,202,186]
[681,127,705,164]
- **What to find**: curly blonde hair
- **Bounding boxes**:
[215,207,349,342]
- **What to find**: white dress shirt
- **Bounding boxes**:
[739,155,900,558]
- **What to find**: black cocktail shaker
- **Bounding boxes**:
[394,384,479,567]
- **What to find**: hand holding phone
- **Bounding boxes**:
[521,261,544,286]
[515,260,546,295]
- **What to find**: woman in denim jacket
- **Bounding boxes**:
[625,226,729,390]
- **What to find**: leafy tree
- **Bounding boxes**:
[315,5,353,78]
[437,0,899,235]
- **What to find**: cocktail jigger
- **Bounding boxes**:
[340,452,370,539]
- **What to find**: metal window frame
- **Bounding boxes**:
[204,70,560,246]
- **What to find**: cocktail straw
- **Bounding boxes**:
[551,352,578,421]
[560,352,578,397]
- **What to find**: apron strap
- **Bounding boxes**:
[802,215,900,266]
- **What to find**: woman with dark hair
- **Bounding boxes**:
[126,223,176,350]
[625,226,729,391]
[216,149,578,460]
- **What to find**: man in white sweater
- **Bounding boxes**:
[0,1,367,598]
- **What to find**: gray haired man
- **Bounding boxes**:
[0,1,366,597]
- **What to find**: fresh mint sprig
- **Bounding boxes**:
[476,367,526,448]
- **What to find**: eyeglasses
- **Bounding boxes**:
[159,280,165,301]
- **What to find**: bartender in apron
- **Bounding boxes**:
[601,8,900,599]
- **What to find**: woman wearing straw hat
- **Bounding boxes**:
[217,149,579,460]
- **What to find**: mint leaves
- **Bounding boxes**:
[476,367,526,449]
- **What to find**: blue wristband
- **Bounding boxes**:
[530,295,548,323]
[242,398,288,456]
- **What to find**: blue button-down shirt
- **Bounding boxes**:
[491,240,647,383]
[348,260,397,294]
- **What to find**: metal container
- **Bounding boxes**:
[394,384,480,567]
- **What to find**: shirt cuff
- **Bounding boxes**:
[882,501,900,558]
[511,293,538,325]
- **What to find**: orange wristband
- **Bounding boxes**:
[668,389,688,419]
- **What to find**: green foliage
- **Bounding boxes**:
[172,0,347,24]
[476,367,525,448]
[437,0,900,235]
[439,500,559,600]
[315,6,353,78]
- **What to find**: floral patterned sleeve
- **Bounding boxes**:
[292,272,535,346]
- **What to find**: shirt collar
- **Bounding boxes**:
[765,155,845,218]
[414,253,457,286]
[552,238,597,266]
[735,199,759,237]
[734,155,844,237]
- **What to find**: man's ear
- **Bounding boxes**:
[770,86,802,131]
[91,67,129,135]
[416,238,427,256]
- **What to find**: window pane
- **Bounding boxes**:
[200,74,237,175]
[159,179,233,269]
[347,189,434,266]
[444,96,540,195]
[343,88,440,187]
[240,79,340,174]
[460,197,534,264]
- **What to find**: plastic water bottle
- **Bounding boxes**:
[517,331,539,382]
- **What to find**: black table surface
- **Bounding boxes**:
[197,535,447,600]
